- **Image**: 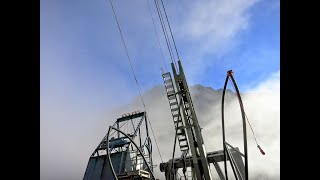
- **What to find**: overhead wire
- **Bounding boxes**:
[159,0,181,61]
[108,0,164,163]
[153,0,178,69]
[146,113,164,162]
[146,0,168,72]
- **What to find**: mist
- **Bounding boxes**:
[41,71,279,180]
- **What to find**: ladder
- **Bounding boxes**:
[162,72,189,154]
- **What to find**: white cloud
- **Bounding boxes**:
[106,71,279,179]
[41,0,279,179]
[247,70,280,93]
[40,69,279,179]
[180,0,256,40]
[166,0,260,82]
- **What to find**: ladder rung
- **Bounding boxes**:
[168,95,176,100]
[164,79,172,84]
[173,114,180,119]
[172,114,180,118]
[171,107,179,112]
[173,118,180,122]
[166,84,173,89]
[176,125,184,130]
[167,90,175,95]
[177,131,185,136]
[169,98,177,102]
[170,101,178,106]
[179,142,188,147]
[177,134,186,139]
[165,82,173,87]
[180,145,189,149]
[163,73,171,77]
[179,138,187,142]
[172,111,179,116]
[173,116,181,123]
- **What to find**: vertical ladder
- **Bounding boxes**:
[171,60,213,180]
[162,72,189,154]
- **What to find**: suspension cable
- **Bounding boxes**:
[159,0,181,61]
[153,0,178,69]
[146,113,164,162]
[108,0,164,162]
[146,0,168,72]
[154,0,174,63]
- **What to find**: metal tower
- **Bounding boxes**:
[160,62,247,180]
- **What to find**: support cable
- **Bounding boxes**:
[108,0,164,163]
[159,0,181,61]
[153,0,177,69]
[146,0,168,71]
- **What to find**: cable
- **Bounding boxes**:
[146,113,164,162]
[229,79,259,145]
[146,0,168,72]
[159,0,181,61]
[229,75,265,155]
[154,0,174,63]
[154,0,179,70]
[108,0,164,162]
[108,0,141,104]
[153,0,177,70]
[244,113,259,145]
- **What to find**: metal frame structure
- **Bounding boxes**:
[161,61,227,180]
[161,61,213,179]
[221,70,249,180]
[83,111,154,180]
[83,0,255,178]
[83,67,250,180]
[161,63,248,180]
[106,126,156,180]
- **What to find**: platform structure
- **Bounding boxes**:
[83,111,154,180]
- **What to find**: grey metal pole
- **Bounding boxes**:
[229,71,248,180]
[221,75,229,180]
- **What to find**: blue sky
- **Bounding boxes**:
[41,0,279,104]
[41,0,279,179]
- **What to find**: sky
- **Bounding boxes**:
[40,0,279,179]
